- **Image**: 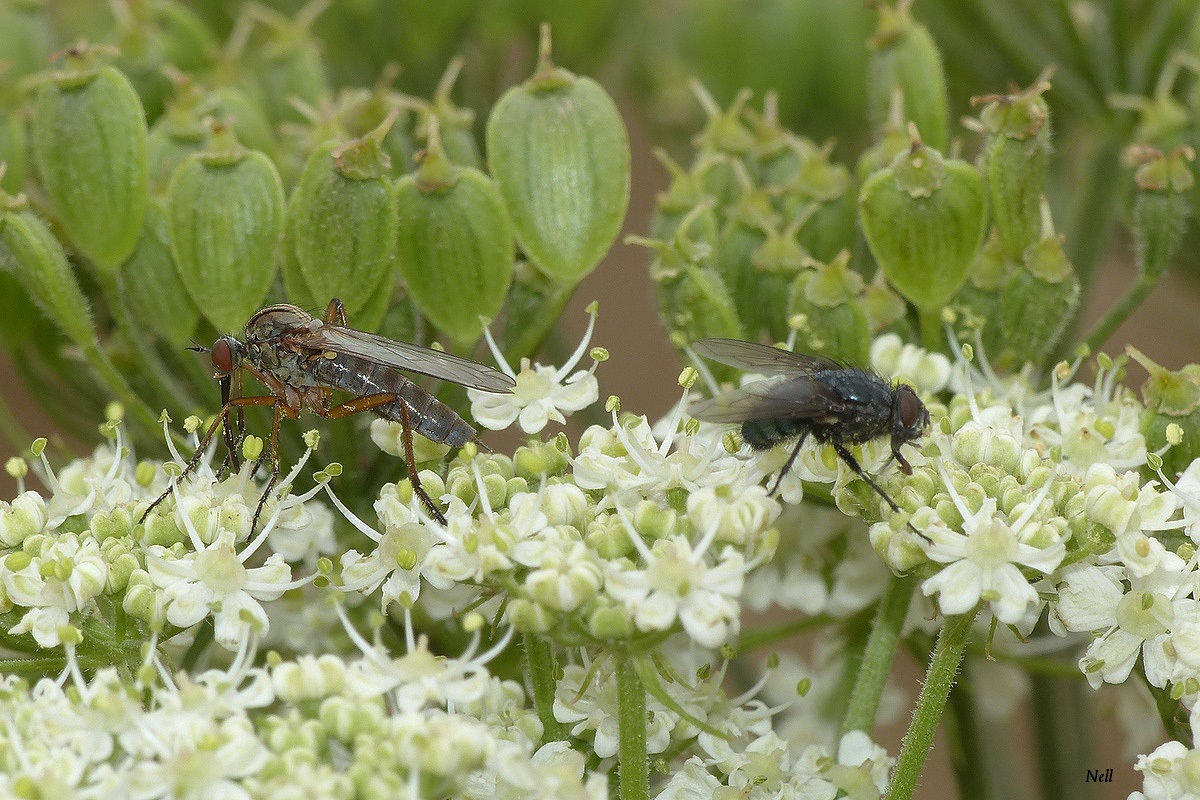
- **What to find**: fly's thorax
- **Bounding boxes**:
[812,368,895,443]
[245,304,317,341]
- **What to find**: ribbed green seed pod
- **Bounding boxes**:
[951,228,1014,335]
[787,250,870,364]
[486,25,629,284]
[859,128,986,313]
[167,124,283,333]
[245,0,330,126]
[288,113,399,319]
[784,142,854,263]
[0,194,94,346]
[867,1,948,153]
[1128,144,1194,282]
[32,49,149,271]
[112,0,217,123]
[752,214,810,342]
[984,205,1079,370]
[1128,347,1200,479]
[394,123,514,349]
[119,202,199,349]
[416,57,481,171]
[972,70,1054,260]
[689,83,755,209]
[663,265,743,357]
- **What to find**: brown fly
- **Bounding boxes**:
[143,298,516,529]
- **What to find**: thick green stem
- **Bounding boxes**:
[1081,272,1158,353]
[841,574,915,735]
[884,609,978,800]
[917,307,945,353]
[944,667,988,800]
[615,651,649,800]
[525,633,567,743]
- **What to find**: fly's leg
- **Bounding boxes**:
[141,395,280,523]
[323,392,449,525]
[831,443,930,542]
[768,431,809,496]
[324,298,348,326]
[216,374,242,478]
[249,400,285,536]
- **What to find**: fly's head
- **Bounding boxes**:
[210,336,244,379]
[889,383,929,474]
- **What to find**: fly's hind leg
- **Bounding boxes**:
[768,431,809,496]
[323,392,449,526]
[250,400,286,536]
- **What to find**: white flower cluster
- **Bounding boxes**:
[0,635,603,800]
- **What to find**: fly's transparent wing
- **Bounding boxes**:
[298,325,516,393]
[688,377,843,423]
[693,338,840,375]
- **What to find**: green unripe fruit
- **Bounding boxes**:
[867,2,949,152]
[288,118,398,319]
[859,130,987,312]
[1127,144,1194,282]
[1129,346,1200,479]
[0,109,25,194]
[486,25,629,284]
[119,203,199,349]
[394,126,514,349]
[973,70,1054,260]
[0,197,94,347]
[245,0,330,126]
[167,124,283,333]
[0,0,53,82]
[32,51,149,271]
[787,251,870,364]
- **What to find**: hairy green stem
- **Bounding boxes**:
[944,667,987,800]
[525,633,567,743]
[884,609,978,800]
[616,651,649,800]
[841,574,915,735]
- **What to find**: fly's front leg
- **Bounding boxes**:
[768,431,809,496]
[831,442,929,542]
[323,392,449,526]
[141,394,280,523]
[324,298,348,327]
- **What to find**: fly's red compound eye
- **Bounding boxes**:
[211,338,235,376]
[897,385,925,431]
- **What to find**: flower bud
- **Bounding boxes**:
[513,441,570,481]
[859,129,986,312]
[588,602,633,640]
[119,203,200,348]
[867,3,949,152]
[506,598,553,633]
[971,70,1053,260]
[486,25,630,283]
[0,491,46,548]
[167,123,284,333]
[32,49,149,271]
[1128,346,1200,478]
[787,251,870,364]
[273,654,347,702]
[288,121,398,319]
[0,198,95,346]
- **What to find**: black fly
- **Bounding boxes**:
[688,338,929,536]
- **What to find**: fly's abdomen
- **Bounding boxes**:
[310,354,479,447]
[742,418,808,450]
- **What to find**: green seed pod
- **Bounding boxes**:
[288,114,399,319]
[119,202,199,349]
[335,64,414,177]
[951,228,1014,335]
[112,0,217,123]
[245,0,330,126]
[394,123,514,349]
[751,213,810,342]
[1128,346,1200,478]
[743,93,817,189]
[867,1,948,153]
[486,25,630,284]
[414,57,481,171]
[859,128,986,312]
[972,69,1054,260]
[863,274,910,337]
[167,123,284,333]
[711,164,774,338]
[1126,144,1194,282]
[784,142,855,263]
[662,265,744,361]
[689,83,755,209]
[648,148,710,242]
[0,195,95,346]
[984,205,1079,370]
[32,48,149,271]
[787,251,870,364]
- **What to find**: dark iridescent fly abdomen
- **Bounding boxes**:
[741,418,808,450]
[308,352,478,447]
